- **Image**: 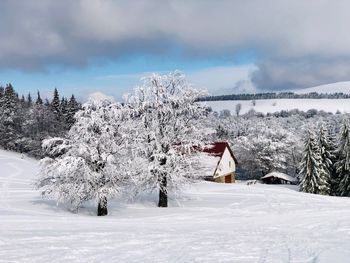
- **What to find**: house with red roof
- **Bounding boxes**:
[199,142,237,183]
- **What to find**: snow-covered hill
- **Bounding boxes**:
[201,81,350,115]
[2,149,350,262]
[295,81,350,94]
[201,98,350,115]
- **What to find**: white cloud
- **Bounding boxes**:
[87,91,115,102]
[3,0,350,90]
[90,65,257,99]
[2,1,350,69]
[187,64,257,95]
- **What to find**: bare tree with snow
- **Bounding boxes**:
[125,71,210,207]
[36,100,132,216]
[235,103,242,116]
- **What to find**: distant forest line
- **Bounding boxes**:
[197,92,350,101]
[0,83,81,157]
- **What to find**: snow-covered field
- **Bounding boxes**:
[294,81,350,94]
[201,98,350,115]
[202,81,350,115]
[2,149,350,262]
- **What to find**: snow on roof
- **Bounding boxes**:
[200,142,237,163]
[190,152,221,177]
[201,142,229,157]
[261,172,297,182]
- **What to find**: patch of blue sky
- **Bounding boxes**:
[0,44,257,100]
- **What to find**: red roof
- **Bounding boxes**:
[202,142,229,157]
[193,142,238,164]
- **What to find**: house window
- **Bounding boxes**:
[229,161,231,168]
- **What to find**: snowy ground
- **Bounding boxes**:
[294,81,350,94]
[1,150,350,262]
[201,98,350,115]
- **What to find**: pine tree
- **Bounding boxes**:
[36,91,43,105]
[66,95,80,127]
[324,124,340,195]
[51,88,61,118]
[0,83,82,156]
[0,84,19,149]
[20,95,25,105]
[299,129,330,195]
[50,88,64,133]
[27,93,32,107]
[335,120,350,196]
[0,86,4,100]
[318,124,335,189]
[60,97,68,123]
[3,84,17,110]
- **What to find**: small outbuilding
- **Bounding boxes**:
[261,172,298,185]
[197,142,238,183]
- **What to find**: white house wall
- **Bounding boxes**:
[214,147,235,178]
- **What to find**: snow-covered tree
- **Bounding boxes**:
[0,84,19,149]
[36,91,43,105]
[318,124,337,195]
[335,120,350,196]
[299,129,330,195]
[36,100,132,215]
[27,93,32,107]
[66,95,81,127]
[125,71,210,207]
[51,88,61,120]
[233,118,296,178]
[235,103,242,116]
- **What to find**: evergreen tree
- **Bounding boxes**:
[20,95,25,105]
[3,84,17,110]
[51,88,61,118]
[66,94,81,127]
[325,124,341,195]
[299,129,330,195]
[0,83,81,156]
[60,97,68,121]
[36,91,43,105]
[335,120,350,196]
[318,124,335,178]
[0,84,19,149]
[0,86,4,100]
[27,93,32,107]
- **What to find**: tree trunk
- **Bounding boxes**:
[97,196,108,216]
[158,175,168,207]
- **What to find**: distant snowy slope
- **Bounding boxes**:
[200,81,350,114]
[201,98,350,114]
[295,81,350,94]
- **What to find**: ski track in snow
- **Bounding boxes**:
[1,149,350,262]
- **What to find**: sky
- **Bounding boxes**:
[1,0,350,101]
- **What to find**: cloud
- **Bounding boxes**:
[2,1,350,89]
[87,91,115,102]
[91,65,256,99]
[187,65,257,94]
[252,59,350,91]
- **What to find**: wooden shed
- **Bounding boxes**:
[261,172,298,185]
